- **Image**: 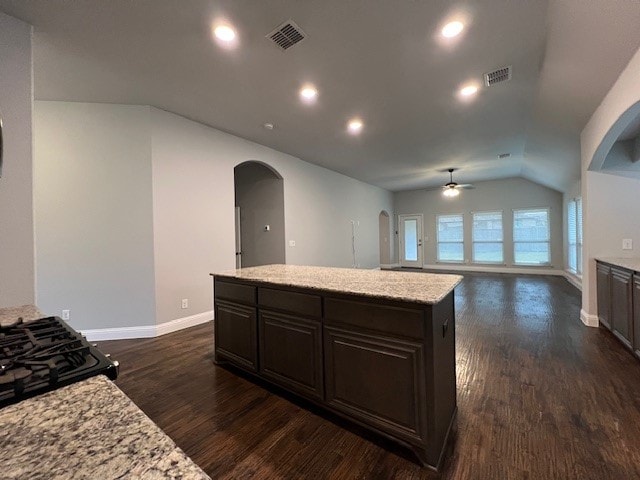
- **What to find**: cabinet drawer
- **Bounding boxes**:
[215,280,256,305]
[259,310,323,400]
[325,297,425,339]
[258,287,321,318]
[324,326,426,444]
[215,300,257,371]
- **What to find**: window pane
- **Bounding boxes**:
[473,242,503,263]
[438,243,464,262]
[567,200,577,245]
[403,219,418,261]
[473,212,503,242]
[438,215,463,242]
[513,209,549,242]
[514,242,550,264]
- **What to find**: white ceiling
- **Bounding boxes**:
[1,0,640,193]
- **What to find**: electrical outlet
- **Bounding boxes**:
[181,299,189,309]
[62,310,70,320]
[622,239,633,250]
[264,225,270,231]
[289,240,296,247]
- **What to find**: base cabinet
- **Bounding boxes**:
[212,277,457,470]
[596,261,640,361]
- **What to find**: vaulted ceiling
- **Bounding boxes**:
[1,0,640,192]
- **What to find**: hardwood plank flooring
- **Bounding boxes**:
[99,273,640,479]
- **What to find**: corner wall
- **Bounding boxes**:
[0,13,35,307]
[581,44,640,322]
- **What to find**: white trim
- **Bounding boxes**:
[563,271,582,291]
[421,263,563,276]
[81,310,213,341]
[379,263,400,270]
[156,310,213,336]
[580,309,599,327]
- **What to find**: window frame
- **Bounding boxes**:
[471,210,504,264]
[512,207,551,266]
[436,213,465,263]
[567,198,582,275]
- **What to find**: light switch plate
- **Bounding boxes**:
[289,240,296,247]
[622,238,633,250]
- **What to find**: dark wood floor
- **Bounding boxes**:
[100,273,640,479]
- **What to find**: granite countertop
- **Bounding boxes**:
[596,257,640,272]
[0,375,210,480]
[214,264,463,304]
[0,304,43,326]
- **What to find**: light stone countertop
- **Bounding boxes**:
[0,375,211,480]
[596,257,640,272]
[214,264,463,304]
[0,304,44,326]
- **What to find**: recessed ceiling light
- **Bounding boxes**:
[299,85,318,103]
[459,84,479,97]
[263,123,274,130]
[441,21,464,38]
[347,118,364,135]
[214,24,237,43]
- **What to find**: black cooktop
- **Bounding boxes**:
[0,316,118,408]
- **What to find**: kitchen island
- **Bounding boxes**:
[211,265,462,470]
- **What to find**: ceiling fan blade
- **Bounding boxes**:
[455,184,475,189]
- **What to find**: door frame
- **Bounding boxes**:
[398,214,424,268]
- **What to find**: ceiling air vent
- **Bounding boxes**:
[267,20,306,51]
[484,66,512,86]
[498,153,511,159]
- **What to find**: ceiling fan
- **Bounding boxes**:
[441,168,474,197]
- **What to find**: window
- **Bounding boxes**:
[437,214,464,262]
[513,208,551,265]
[567,198,583,274]
[472,211,503,263]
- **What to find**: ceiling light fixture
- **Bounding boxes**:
[443,187,460,197]
[214,24,236,43]
[299,85,318,103]
[459,84,479,97]
[263,123,274,130]
[441,21,464,38]
[347,118,364,135]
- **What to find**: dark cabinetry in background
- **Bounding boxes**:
[596,260,640,361]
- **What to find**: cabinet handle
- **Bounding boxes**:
[442,319,449,338]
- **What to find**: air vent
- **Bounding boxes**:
[498,153,511,159]
[484,66,512,86]
[267,20,306,51]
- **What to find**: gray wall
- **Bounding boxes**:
[234,162,286,267]
[34,102,157,329]
[0,13,35,308]
[394,177,563,270]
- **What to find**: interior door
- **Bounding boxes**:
[399,214,423,267]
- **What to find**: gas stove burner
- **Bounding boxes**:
[0,316,118,408]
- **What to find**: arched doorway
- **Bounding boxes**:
[379,210,391,266]
[234,161,285,268]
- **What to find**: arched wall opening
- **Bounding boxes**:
[234,161,285,268]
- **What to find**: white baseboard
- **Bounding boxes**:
[563,271,582,291]
[380,263,400,270]
[420,264,563,276]
[156,310,213,337]
[580,309,599,327]
[81,310,213,341]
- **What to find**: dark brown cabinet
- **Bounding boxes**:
[258,310,323,400]
[596,260,640,361]
[212,276,457,471]
[596,262,611,330]
[610,267,633,349]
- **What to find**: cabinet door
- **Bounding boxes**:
[634,274,640,360]
[324,326,426,445]
[610,267,633,350]
[258,310,323,400]
[215,300,258,371]
[596,262,611,330]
